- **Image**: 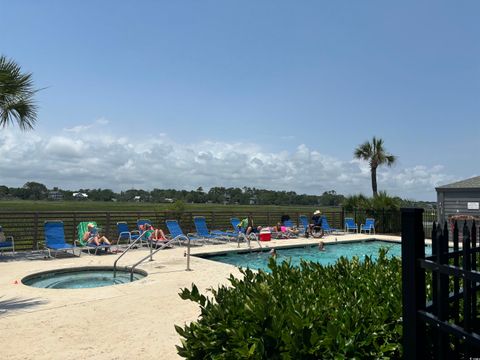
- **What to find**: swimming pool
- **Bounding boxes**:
[22,266,147,289]
[200,240,426,272]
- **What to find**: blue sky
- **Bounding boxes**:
[1,0,479,200]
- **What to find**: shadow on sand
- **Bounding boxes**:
[0,296,47,315]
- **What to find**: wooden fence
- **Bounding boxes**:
[0,208,435,251]
[0,209,347,251]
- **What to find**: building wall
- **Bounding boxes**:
[437,189,480,224]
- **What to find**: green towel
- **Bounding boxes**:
[77,221,98,246]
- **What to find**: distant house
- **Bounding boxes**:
[48,190,63,201]
[164,198,174,203]
[436,176,480,224]
[73,192,88,200]
[134,196,141,202]
[223,194,231,205]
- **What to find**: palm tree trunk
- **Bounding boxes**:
[371,166,378,197]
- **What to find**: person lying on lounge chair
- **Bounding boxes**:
[84,223,111,246]
[271,223,299,237]
[141,223,167,241]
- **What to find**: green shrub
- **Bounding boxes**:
[176,250,403,359]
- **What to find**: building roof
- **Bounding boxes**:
[436,176,480,190]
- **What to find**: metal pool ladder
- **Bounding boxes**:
[112,235,147,279]
[237,232,262,250]
[113,236,193,282]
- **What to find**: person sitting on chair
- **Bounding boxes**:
[238,215,261,235]
[84,223,111,246]
[308,210,324,238]
[141,223,167,241]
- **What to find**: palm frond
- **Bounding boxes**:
[354,141,372,160]
[0,55,38,130]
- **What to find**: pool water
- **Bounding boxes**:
[201,241,428,272]
[22,267,146,289]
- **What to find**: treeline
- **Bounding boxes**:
[0,182,435,209]
[0,182,345,206]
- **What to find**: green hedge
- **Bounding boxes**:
[176,250,403,359]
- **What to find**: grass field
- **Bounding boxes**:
[0,200,336,213]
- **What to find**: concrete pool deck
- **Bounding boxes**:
[0,234,400,359]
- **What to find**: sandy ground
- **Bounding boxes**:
[0,233,400,360]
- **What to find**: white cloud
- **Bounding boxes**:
[0,127,454,200]
[45,137,87,158]
[63,117,109,133]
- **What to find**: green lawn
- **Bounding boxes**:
[0,200,337,213]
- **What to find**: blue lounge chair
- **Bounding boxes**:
[299,215,309,236]
[321,216,341,235]
[230,217,241,232]
[0,225,14,254]
[136,219,151,231]
[116,221,141,246]
[194,216,237,242]
[360,218,375,234]
[44,220,79,258]
[344,218,358,233]
[165,220,205,246]
[283,219,295,228]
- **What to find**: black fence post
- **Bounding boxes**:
[401,208,426,360]
[189,212,193,233]
[105,212,111,239]
[73,213,77,243]
[33,212,39,250]
[382,208,386,233]
[472,221,478,331]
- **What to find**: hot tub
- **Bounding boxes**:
[22,266,147,289]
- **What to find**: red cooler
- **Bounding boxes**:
[259,228,271,241]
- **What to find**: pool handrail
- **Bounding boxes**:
[129,236,191,281]
[250,233,262,249]
[113,231,148,278]
[237,231,262,250]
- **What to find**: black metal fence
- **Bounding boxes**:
[402,208,480,359]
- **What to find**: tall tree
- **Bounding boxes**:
[22,181,48,200]
[354,136,396,197]
[0,55,38,130]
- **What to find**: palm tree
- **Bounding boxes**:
[354,136,396,197]
[0,55,38,130]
